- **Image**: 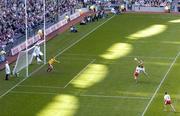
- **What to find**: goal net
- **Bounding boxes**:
[13,40,46,77]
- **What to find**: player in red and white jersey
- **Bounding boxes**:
[133,58,149,83]
[164,92,176,112]
[134,58,148,75]
[133,66,141,83]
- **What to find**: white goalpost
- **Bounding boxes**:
[13,40,45,77]
[13,45,36,76]
[12,0,46,77]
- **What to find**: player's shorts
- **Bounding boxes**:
[134,72,139,79]
[164,100,171,105]
[139,67,145,73]
[48,63,53,69]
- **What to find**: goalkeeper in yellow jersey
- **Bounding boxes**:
[47,57,60,72]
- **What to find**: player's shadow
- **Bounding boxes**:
[136,80,153,85]
[174,111,180,113]
[164,110,180,113]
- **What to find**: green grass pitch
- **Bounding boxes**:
[0,13,180,116]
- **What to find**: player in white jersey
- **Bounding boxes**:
[5,61,11,80]
[164,92,176,112]
[33,44,43,64]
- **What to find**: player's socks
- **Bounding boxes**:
[171,105,176,112]
[49,68,52,72]
[47,68,50,72]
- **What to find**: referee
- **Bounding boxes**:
[5,61,11,80]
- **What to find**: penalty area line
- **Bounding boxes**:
[9,91,151,100]
[80,94,151,100]
[63,53,175,60]
[0,77,28,98]
[10,91,57,95]
[18,85,64,89]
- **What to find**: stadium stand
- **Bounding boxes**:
[132,0,170,7]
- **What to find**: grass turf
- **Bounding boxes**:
[0,13,180,116]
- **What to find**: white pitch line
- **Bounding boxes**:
[10,91,57,95]
[60,57,94,61]
[63,53,174,60]
[0,16,114,99]
[127,55,174,60]
[10,91,150,100]
[63,59,96,88]
[29,64,44,77]
[141,51,180,116]
[18,85,64,89]
[80,94,150,100]
[0,77,27,98]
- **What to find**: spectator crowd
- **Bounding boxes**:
[131,0,172,7]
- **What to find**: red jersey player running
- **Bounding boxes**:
[164,92,176,112]
[133,58,149,83]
